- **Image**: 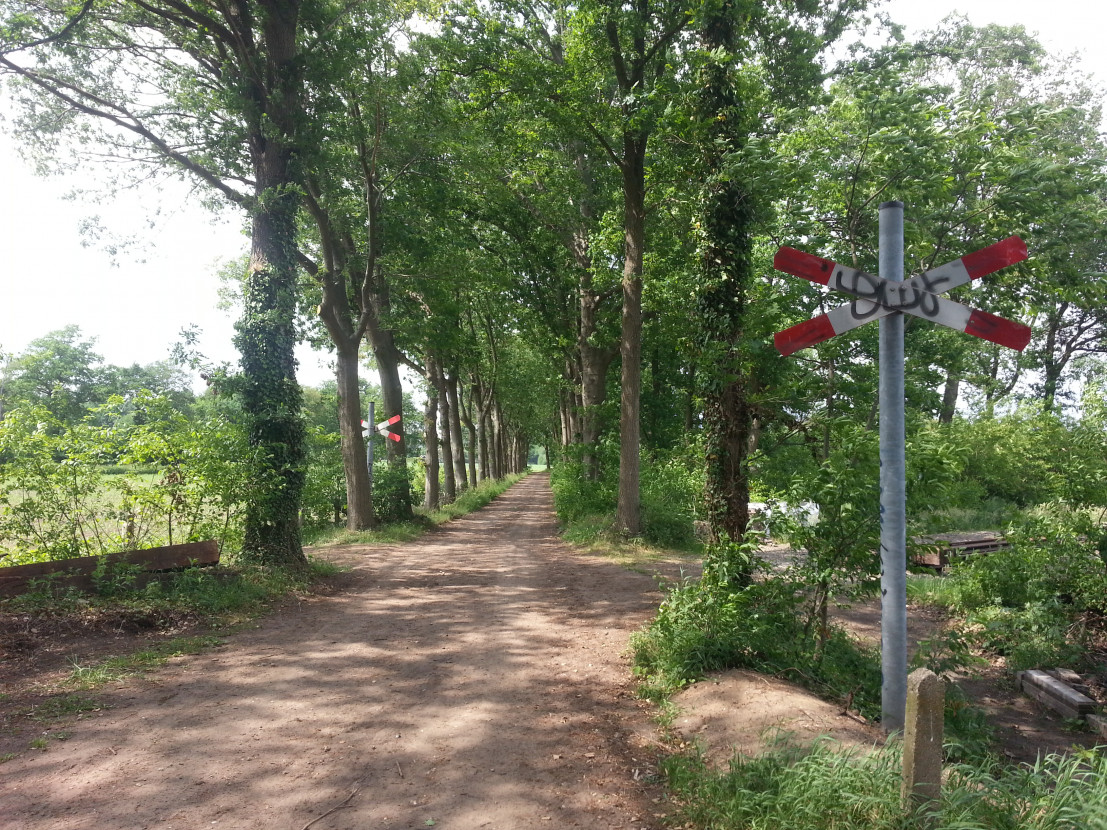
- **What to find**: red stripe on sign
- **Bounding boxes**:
[961,236,1028,280]
[965,309,1032,351]
[774,315,837,356]
[386,432,402,442]
[386,414,401,425]
[773,247,835,286]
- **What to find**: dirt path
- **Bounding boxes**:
[1,474,670,830]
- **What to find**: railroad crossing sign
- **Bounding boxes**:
[362,414,402,443]
[772,203,1033,733]
[774,236,1030,355]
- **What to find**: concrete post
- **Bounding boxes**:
[902,667,945,824]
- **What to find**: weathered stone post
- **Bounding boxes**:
[902,668,945,824]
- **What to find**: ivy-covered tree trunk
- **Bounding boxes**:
[237,184,308,567]
[235,0,309,568]
[695,1,756,544]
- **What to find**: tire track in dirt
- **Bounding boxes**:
[1,474,669,830]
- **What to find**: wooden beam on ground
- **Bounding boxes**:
[0,540,220,598]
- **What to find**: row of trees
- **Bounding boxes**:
[3,2,1105,566]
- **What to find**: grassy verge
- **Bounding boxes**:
[663,741,1107,830]
[309,472,529,548]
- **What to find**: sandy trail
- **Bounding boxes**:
[2,474,668,830]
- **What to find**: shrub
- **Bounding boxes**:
[551,448,702,548]
[373,462,414,524]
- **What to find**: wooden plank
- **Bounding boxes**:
[1017,670,1097,718]
[0,540,219,598]
[911,533,1009,574]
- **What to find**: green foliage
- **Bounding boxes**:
[551,449,702,548]
[299,425,344,533]
[950,507,1107,613]
[0,394,250,564]
[913,505,1107,675]
[372,463,414,524]
[640,453,704,549]
[781,420,881,659]
[948,409,1102,508]
[631,535,883,719]
[662,741,1107,830]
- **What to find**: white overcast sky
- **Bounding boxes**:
[1,0,1105,391]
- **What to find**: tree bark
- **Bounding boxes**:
[335,341,375,529]
[446,370,468,490]
[235,0,309,567]
[615,133,647,536]
[459,383,479,486]
[939,369,960,424]
[435,361,457,503]
[423,358,441,510]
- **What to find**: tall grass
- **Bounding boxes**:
[664,741,1107,830]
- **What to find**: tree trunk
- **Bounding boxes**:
[615,133,647,536]
[694,5,757,545]
[939,369,960,424]
[446,370,468,490]
[435,362,457,503]
[237,192,307,566]
[423,359,441,511]
[460,383,478,486]
[474,380,491,482]
[491,401,506,480]
[335,341,374,529]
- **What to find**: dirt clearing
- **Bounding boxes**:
[2,474,670,829]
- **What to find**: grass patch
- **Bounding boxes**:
[663,741,1107,830]
[67,635,226,689]
[905,573,963,609]
[27,693,101,722]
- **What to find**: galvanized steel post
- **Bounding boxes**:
[367,400,375,491]
[879,201,907,732]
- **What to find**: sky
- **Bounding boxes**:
[2,0,1106,392]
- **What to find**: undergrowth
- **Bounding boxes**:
[663,741,1107,830]
[309,472,528,548]
[630,539,884,721]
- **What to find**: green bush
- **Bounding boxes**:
[639,453,703,548]
[551,448,702,548]
[0,395,252,564]
[949,506,1107,614]
[549,459,615,526]
[631,535,883,717]
[372,463,414,524]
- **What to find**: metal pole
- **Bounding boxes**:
[879,200,907,733]
[367,400,375,493]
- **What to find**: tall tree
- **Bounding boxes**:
[1,0,321,565]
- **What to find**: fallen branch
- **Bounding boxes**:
[299,784,361,830]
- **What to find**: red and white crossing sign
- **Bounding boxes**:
[361,415,402,443]
[773,236,1030,356]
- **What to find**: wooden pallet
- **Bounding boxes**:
[0,540,220,598]
[911,532,1009,574]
